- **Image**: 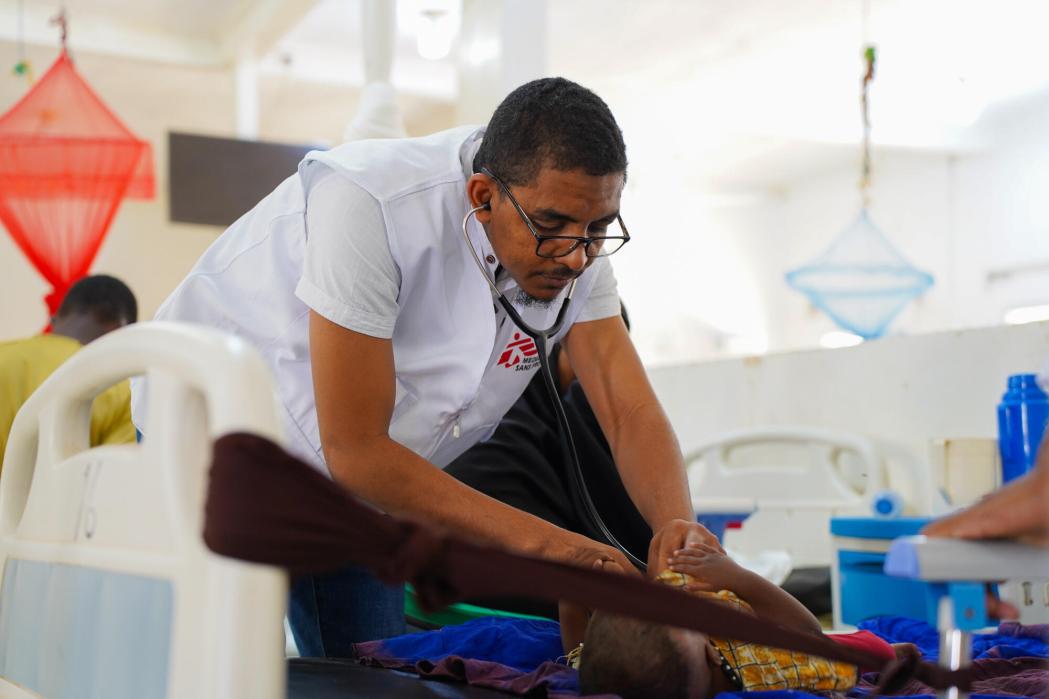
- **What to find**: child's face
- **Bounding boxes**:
[668,628,714,698]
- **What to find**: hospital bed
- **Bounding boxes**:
[0,322,508,699]
[685,427,944,569]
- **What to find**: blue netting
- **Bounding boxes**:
[785,210,934,339]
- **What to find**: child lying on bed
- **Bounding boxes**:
[563,543,918,698]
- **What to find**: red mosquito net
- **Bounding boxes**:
[0,50,154,315]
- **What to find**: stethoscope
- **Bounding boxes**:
[462,204,647,571]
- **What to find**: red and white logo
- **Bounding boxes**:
[496,332,538,369]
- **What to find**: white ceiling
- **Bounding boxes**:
[1,0,318,64]
[546,0,1049,191]
[3,0,1047,191]
[30,0,254,41]
[259,0,459,99]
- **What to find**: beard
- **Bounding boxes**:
[513,287,554,310]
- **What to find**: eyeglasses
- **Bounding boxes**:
[481,167,630,259]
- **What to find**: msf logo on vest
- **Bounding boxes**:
[497,332,540,372]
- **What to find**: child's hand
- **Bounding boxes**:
[667,543,744,592]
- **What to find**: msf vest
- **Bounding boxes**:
[132,126,602,472]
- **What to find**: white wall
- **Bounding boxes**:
[763,91,1049,354]
[604,92,1049,365]
[650,320,1049,490]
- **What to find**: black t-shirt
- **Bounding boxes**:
[445,346,651,561]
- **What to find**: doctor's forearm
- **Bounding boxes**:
[611,402,694,530]
[326,436,577,556]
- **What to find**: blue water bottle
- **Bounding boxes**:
[998,374,1049,483]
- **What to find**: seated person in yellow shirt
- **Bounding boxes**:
[0,274,138,467]
[571,544,915,698]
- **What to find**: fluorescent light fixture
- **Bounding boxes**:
[416,9,456,60]
[1004,304,1049,325]
[409,1,461,62]
[820,331,864,349]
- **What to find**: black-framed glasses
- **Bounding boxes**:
[481,167,630,259]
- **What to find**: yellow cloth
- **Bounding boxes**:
[0,334,136,471]
[655,570,858,692]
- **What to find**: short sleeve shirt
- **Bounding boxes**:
[294,164,621,339]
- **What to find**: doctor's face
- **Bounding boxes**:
[472,167,625,304]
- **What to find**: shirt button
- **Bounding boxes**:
[485,255,496,264]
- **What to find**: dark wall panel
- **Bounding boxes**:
[168,132,321,227]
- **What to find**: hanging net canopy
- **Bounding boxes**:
[0,50,154,314]
[785,209,934,339]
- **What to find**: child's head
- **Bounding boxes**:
[578,610,714,699]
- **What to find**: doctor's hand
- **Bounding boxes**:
[549,532,641,579]
[648,519,723,576]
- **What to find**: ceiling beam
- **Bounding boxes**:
[0,0,225,66]
[219,0,321,62]
[0,0,320,68]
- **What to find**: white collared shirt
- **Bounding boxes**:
[295,139,619,342]
[132,126,620,473]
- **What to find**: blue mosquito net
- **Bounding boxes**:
[785,210,934,339]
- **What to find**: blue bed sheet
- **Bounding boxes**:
[361,616,1047,698]
[857,616,1049,662]
[376,617,565,675]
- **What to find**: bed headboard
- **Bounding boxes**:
[0,322,288,699]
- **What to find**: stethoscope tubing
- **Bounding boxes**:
[462,205,647,571]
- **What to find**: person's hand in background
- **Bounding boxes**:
[921,437,1048,619]
[922,451,1049,546]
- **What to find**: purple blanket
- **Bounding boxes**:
[355,655,607,699]
[856,657,1048,697]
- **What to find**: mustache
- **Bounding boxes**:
[541,267,581,281]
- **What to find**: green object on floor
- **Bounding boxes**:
[405,584,551,629]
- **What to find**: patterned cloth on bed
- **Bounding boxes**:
[654,571,861,692]
[353,616,1049,698]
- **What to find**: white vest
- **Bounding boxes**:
[131,126,601,471]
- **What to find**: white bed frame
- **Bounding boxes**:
[686,427,901,567]
[0,322,288,699]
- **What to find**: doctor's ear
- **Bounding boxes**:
[466,172,496,220]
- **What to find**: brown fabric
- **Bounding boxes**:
[202,432,971,694]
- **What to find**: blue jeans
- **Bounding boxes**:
[288,563,406,658]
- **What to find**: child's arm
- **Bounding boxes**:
[558,558,627,654]
[669,543,823,635]
[559,600,589,655]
